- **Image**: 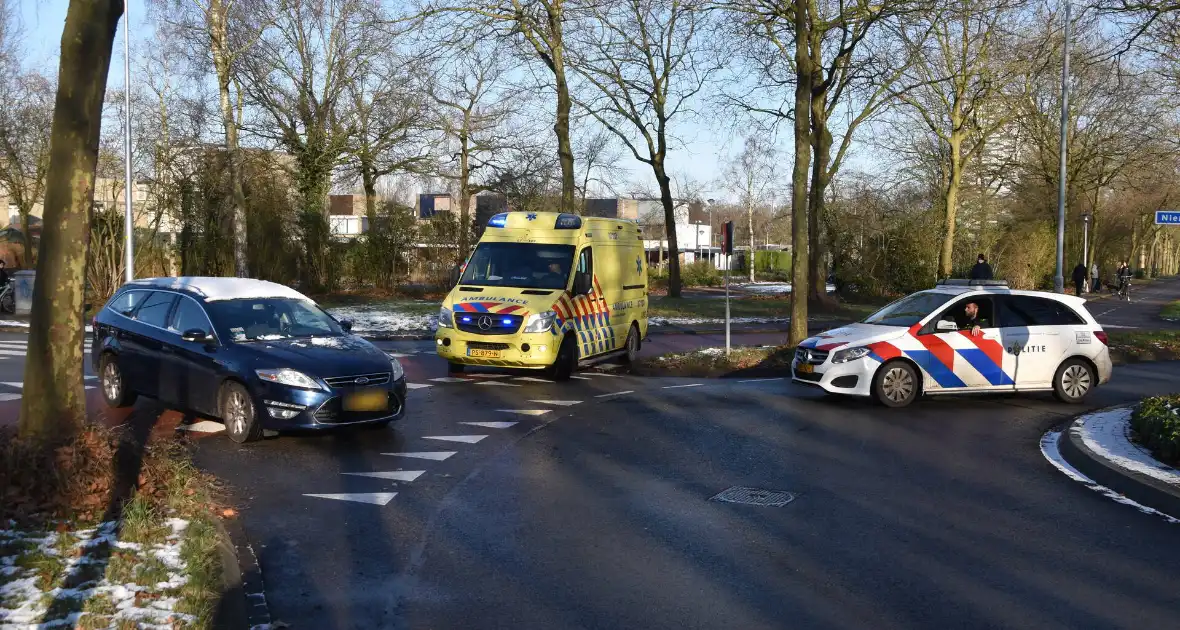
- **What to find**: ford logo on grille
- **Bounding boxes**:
[478,316,494,330]
[355,377,370,385]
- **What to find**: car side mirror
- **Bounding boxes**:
[935,319,958,332]
[340,320,353,333]
[181,328,208,343]
[574,272,592,295]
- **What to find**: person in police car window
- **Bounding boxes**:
[955,301,988,337]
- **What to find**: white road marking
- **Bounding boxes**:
[84,376,96,381]
[495,409,551,416]
[0,350,26,356]
[584,372,621,377]
[384,451,457,461]
[424,435,488,444]
[469,374,512,379]
[475,381,521,387]
[343,470,425,482]
[0,393,20,402]
[1,382,22,389]
[530,399,582,406]
[570,375,591,380]
[406,383,433,390]
[739,377,785,383]
[430,377,472,383]
[387,353,411,358]
[595,390,634,398]
[177,420,226,433]
[461,421,519,429]
[84,386,95,390]
[513,377,552,383]
[303,492,397,506]
[662,383,703,389]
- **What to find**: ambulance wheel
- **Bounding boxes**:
[872,361,918,408]
[447,362,465,374]
[548,335,577,382]
[1053,358,1095,404]
[622,323,641,364]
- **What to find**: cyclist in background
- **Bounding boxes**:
[1116,262,1133,300]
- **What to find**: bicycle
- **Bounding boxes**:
[0,281,13,313]
[1115,279,1132,302]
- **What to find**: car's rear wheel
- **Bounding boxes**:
[1053,358,1095,404]
[220,381,261,444]
[547,335,577,382]
[100,354,136,408]
[622,323,641,364]
[447,361,465,374]
[873,361,918,408]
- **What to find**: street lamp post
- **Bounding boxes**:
[123,0,134,283]
[1054,0,1071,294]
[707,198,715,267]
[1082,211,1091,289]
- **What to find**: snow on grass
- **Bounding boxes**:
[650,315,790,326]
[0,519,197,628]
[327,305,438,335]
[735,282,837,295]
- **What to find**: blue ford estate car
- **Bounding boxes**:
[91,277,407,443]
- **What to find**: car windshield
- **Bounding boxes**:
[205,298,343,341]
[460,242,576,290]
[862,291,956,327]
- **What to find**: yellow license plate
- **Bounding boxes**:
[796,363,814,374]
[343,389,388,412]
[468,349,501,358]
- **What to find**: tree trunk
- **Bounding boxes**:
[938,135,964,278]
[553,62,576,215]
[808,107,833,307]
[18,209,30,268]
[20,0,123,442]
[362,165,378,222]
[788,1,812,347]
[747,203,755,283]
[654,160,681,298]
[458,133,471,259]
[210,0,248,278]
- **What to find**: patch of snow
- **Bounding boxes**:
[1040,429,1180,524]
[0,320,28,328]
[1075,407,1180,489]
[310,335,350,348]
[131,276,312,303]
[327,306,438,334]
[734,282,837,295]
[650,316,790,326]
[254,334,288,341]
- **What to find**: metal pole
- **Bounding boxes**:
[725,255,730,356]
[1054,0,1071,294]
[123,0,134,283]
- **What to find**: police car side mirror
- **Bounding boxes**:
[935,319,958,332]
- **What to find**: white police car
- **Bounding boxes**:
[792,280,1113,407]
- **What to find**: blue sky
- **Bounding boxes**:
[19,0,773,201]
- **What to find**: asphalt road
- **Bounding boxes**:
[1085,274,1180,330]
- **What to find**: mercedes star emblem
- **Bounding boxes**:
[478,315,494,330]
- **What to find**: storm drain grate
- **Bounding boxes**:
[710,486,796,507]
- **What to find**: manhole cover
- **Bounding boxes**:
[710,486,796,507]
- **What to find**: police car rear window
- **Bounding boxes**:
[1001,296,1085,327]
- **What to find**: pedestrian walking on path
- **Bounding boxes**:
[1072,262,1088,297]
[1091,263,1100,292]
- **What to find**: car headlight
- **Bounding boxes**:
[390,358,404,381]
[255,368,325,391]
[831,347,871,364]
[438,306,454,328]
[523,311,557,333]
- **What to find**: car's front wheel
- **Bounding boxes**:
[1053,358,1095,404]
[220,381,262,444]
[547,335,577,382]
[872,360,919,408]
[100,354,137,408]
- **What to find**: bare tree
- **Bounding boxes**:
[569,0,719,298]
[415,0,579,213]
[152,0,274,277]
[22,0,123,440]
[723,135,778,282]
[574,126,628,204]
[0,71,54,265]
[239,0,376,290]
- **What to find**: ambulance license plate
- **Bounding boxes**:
[796,363,814,374]
[468,348,501,358]
[343,389,388,412]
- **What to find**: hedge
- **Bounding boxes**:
[1130,394,1180,465]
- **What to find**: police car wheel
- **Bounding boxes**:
[873,361,918,408]
[1053,358,1094,404]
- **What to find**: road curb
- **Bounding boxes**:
[212,517,249,630]
[1057,406,1180,520]
[217,515,273,629]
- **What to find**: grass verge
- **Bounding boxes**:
[0,425,226,629]
[1161,300,1180,322]
[648,296,877,324]
[1106,330,1180,363]
[1129,395,1180,466]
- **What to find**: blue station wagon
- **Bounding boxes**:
[91,277,407,443]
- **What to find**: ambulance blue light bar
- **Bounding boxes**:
[555,214,582,229]
[488,213,508,228]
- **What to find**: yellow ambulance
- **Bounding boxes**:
[435,211,649,380]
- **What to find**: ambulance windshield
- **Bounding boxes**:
[460,243,576,290]
[862,291,956,327]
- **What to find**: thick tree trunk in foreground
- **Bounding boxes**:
[553,62,576,215]
[20,0,123,441]
[788,2,812,347]
[938,136,964,278]
[210,0,248,278]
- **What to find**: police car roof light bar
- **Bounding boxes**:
[936,279,1010,287]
